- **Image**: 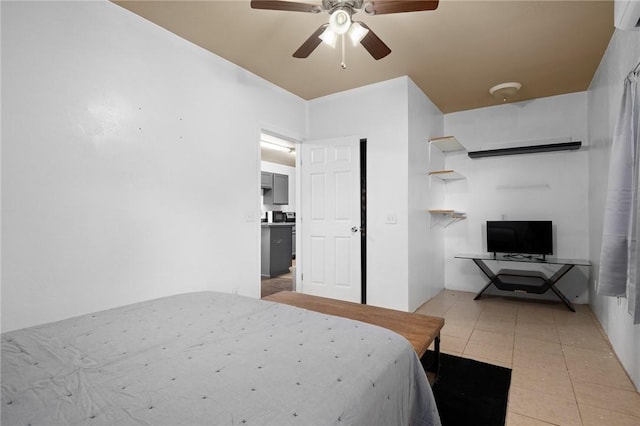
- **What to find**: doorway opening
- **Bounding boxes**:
[259,131,297,298]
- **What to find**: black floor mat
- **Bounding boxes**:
[423,351,512,426]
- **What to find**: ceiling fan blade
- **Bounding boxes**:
[357,23,391,60]
[293,24,329,58]
[364,0,439,15]
[251,0,322,13]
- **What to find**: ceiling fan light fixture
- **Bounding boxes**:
[348,21,369,46]
[489,82,522,101]
[319,27,338,47]
[329,8,352,34]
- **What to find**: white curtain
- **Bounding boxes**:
[597,66,639,324]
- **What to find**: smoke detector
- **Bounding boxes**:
[489,82,522,101]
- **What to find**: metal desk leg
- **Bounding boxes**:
[547,264,576,312]
[472,259,499,300]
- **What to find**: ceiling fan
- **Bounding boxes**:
[251,1,439,63]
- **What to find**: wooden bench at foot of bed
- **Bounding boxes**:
[264,291,444,379]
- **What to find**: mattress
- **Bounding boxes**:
[1,291,440,425]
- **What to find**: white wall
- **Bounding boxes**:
[307,77,444,312]
[587,28,640,389]
[407,79,445,311]
[307,78,404,310]
[307,77,409,310]
[443,93,590,303]
[1,1,306,331]
[260,161,296,212]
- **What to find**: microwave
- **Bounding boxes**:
[266,211,286,223]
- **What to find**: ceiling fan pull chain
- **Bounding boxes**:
[341,34,347,69]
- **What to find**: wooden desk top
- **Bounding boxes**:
[263,291,444,358]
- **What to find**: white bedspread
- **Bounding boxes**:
[1,292,440,425]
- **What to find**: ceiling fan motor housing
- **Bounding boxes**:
[323,1,364,14]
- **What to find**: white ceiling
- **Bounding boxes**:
[114,0,614,114]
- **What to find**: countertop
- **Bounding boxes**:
[261,222,295,227]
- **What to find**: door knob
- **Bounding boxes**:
[351,226,360,233]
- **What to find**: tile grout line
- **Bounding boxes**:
[456,298,479,356]
[555,308,586,426]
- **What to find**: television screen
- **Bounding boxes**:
[486,221,553,255]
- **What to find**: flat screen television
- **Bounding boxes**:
[486,221,553,257]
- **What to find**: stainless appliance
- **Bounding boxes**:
[284,212,296,222]
[266,211,286,223]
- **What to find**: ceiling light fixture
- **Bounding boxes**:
[489,82,522,101]
[348,21,369,46]
[329,8,352,34]
[260,140,293,153]
[321,8,355,48]
[261,133,295,154]
[319,7,369,69]
[319,26,338,47]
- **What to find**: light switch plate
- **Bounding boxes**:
[385,212,398,224]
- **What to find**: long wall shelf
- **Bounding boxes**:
[467,141,582,158]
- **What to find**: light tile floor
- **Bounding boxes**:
[415,290,640,426]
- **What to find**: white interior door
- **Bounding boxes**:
[299,136,361,303]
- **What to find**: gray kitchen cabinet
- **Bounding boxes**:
[292,226,296,258]
[263,173,288,205]
[261,172,273,189]
[261,224,293,277]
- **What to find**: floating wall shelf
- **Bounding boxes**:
[429,170,465,181]
[427,138,466,228]
[468,141,582,158]
[429,136,466,153]
[428,209,466,218]
[427,210,467,228]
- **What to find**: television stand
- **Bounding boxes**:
[499,253,546,262]
[455,254,591,312]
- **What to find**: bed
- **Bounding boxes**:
[1,291,440,425]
